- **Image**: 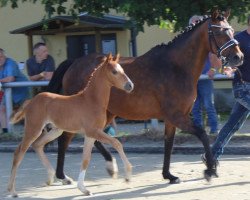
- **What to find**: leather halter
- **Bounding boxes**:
[208,20,239,66]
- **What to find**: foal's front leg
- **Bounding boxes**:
[77,136,95,195]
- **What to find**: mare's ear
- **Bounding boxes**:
[224,8,231,20]
[114,53,120,62]
[211,7,219,22]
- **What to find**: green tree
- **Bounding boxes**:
[1,0,250,32]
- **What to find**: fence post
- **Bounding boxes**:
[5,87,13,132]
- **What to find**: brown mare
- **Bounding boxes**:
[48,9,243,185]
[8,53,134,197]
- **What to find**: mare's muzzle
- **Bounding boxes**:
[225,52,244,67]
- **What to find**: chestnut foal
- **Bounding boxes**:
[8,53,134,197]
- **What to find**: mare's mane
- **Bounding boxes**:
[149,13,226,53]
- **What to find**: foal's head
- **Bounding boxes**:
[103,53,134,93]
[208,8,243,66]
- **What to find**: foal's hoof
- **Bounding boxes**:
[204,169,218,181]
[83,190,93,196]
[10,192,18,198]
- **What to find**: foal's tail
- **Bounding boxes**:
[46,59,74,93]
[10,100,31,124]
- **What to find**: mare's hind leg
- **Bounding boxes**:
[77,136,95,195]
[95,112,118,178]
[162,122,180,184]
[94,140,118,178]
[90,129,132,181]
[56,132,75,184]
[8,128,43,197]
[171,114,217,181]
[32,125,63,185]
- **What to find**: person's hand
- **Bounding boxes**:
[223,67,236,77]
[207,68,216,79]
[39,72,45,78]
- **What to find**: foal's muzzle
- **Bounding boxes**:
[124,81,134,93]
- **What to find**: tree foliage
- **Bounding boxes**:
[1,0,250,32]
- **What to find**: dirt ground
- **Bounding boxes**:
[1,152,250,200]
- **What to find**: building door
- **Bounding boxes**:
[67,35,95,60]
[67,34,116,60]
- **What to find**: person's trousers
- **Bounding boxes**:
[212,81,250,160]
[192,79,218,133]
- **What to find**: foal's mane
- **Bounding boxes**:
[79,56,108,94]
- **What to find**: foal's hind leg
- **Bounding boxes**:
[32,125,63,185]
[8,129,42,197]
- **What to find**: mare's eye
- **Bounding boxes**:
[112,70,118,75]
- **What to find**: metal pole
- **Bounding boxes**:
[5,88,13,132]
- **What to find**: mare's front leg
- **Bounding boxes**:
[32,126,63,185]
[56,132,75,184]
[77,136,95,195]
[162,122,180,184]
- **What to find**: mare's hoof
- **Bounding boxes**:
[55,175,74,185]
[169,177,181,184]
[106,158,118,179]
[204,169,218,181]
[163,173,180,184]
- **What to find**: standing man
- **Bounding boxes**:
[26,42,55,81]
[0,48,29,133]
[203,16,250,164]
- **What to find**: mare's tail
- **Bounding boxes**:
[46,59,74,93]
[10,100,31,124]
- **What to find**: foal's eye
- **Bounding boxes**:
[112,70,118,75]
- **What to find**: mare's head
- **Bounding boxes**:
[208,8,243,66]
[103,53,134,93]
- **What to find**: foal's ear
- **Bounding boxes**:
[106,53,113,62]
[113,53,120,62]
[224,8,231,20]
[211,7,219,22]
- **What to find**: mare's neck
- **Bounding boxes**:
[82,66,111,109]
[176,21,210,80]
